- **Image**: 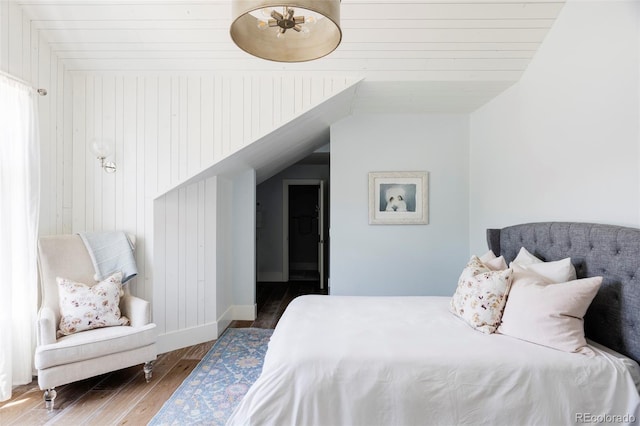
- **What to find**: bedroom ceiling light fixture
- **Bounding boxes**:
[230,1,342,62]
[92,140,117,173]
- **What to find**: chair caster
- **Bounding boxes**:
[44,388,57,411]
[143,361,154,383]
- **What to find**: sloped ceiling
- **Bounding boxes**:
[16,0,565,113]
[12,0,566,191]
[164,79,361,194]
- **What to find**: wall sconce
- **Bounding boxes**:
[92,140,117,173]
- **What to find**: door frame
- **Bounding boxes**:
[282,179,325,287]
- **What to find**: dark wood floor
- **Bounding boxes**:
[0,281,324,426]
[253,279,326,328]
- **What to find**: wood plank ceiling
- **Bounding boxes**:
[14,0,566,112]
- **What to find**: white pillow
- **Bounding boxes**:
[450,256,513,334]
[479,250,508,271]
[512,247,544,265]
[511,247,576,283]
[497,267,602,355]
[57,272,130,337]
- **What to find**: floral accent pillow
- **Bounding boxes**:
[450,256,513,334]
[57,272,130,337]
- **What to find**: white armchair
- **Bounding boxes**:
[34,234,157,410]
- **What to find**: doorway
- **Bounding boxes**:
[282,179,327,290]
[254,166,329,327]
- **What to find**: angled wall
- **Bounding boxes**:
[68,74,354,306]
[469,0,640,254]
[66,73,356,352]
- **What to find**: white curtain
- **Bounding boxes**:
[0,74,40,401]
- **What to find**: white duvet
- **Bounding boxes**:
[227,296,640,426]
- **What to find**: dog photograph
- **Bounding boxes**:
[379,184,417,212]
[369,171,428,225]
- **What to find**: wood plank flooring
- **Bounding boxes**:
[0,281,324,426]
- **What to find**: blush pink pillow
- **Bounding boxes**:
[497,265,602,355]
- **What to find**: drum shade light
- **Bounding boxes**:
[230,1,342,62]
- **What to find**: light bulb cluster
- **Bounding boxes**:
[254,6,318,39]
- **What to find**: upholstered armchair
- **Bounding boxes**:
[34,234,157,410]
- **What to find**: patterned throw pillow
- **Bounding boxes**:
[57,272,130,337]
[450,256,513,334]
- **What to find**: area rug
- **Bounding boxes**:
[148,327,273,426]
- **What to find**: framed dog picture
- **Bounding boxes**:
[368,171,429,225]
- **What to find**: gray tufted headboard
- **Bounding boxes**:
[487,222,640,363]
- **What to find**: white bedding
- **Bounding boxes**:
[227,296,640,426]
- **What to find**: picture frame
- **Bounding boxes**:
[368,171,429,225]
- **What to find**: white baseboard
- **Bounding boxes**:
[233,304,257,320]
[217,305,234,337]
[158,304,257,354]
[257,271,283,282]
[157,322,219,355]
[216,304,256,335]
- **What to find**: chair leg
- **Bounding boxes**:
[43,388,57,411]
[143,361,154,383]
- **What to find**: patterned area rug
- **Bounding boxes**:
[148,328,273,426]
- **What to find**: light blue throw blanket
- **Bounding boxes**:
[78,231,138,283]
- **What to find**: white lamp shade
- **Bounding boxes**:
[92,140,111,158]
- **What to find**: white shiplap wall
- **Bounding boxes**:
[3,0,355,350]
[153,177,220,351]
[70,72,353,350]
[1,1,70,238]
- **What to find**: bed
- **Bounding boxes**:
[228,222,640,425]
